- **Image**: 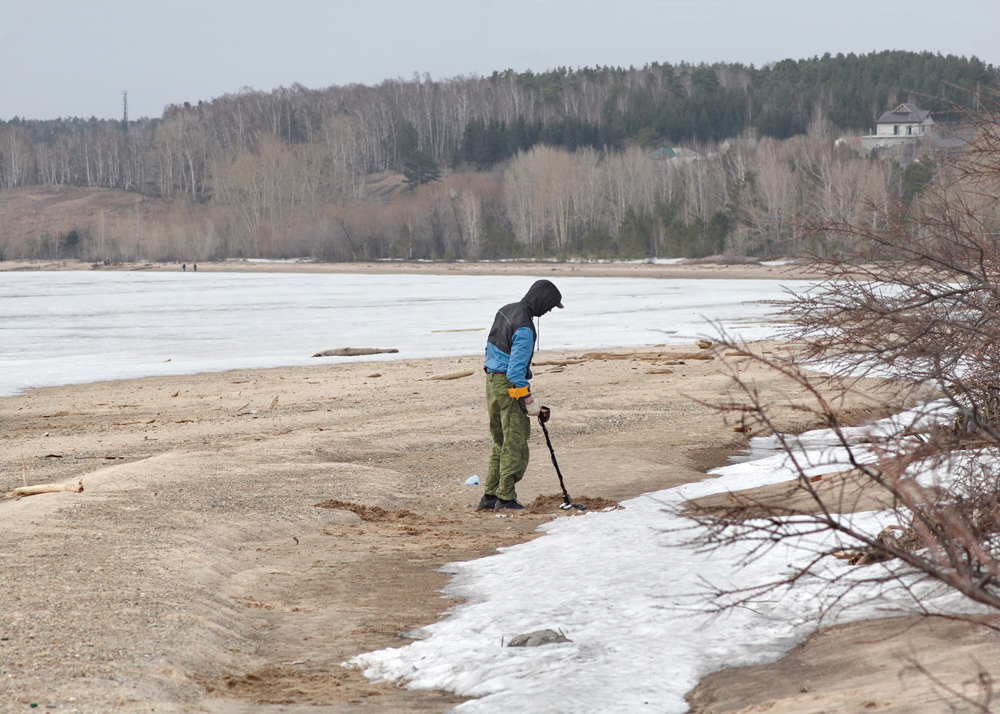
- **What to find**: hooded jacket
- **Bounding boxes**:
[484,280,563,390]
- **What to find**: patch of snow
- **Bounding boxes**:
[352,407,986,713]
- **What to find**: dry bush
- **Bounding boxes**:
[690,99,1000,623]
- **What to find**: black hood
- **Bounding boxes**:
[521,280,563,318]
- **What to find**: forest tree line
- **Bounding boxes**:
[0,51,992,262]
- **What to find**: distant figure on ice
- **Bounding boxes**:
[193,264,197,272]
[182,263,186,272]
[479,279,563,512]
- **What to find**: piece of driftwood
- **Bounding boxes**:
[425,369,475,381]
[532,359,587,366]
[579,350,713,362]
[312,348,399,357]
[6,480,84,499]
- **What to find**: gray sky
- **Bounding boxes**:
[1,0,998,121]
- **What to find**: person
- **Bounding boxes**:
[479,279,563,511]
[182,263,186,272]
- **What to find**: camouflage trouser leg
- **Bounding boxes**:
[484,373,530,502]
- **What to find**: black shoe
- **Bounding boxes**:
[494,498,524,511]
[476,494,498,511]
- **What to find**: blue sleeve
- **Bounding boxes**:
[506,327,534,389]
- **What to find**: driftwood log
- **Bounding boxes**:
[312,348,399,357]
[425,369,475,381]
[580,352,632,361]
[581,350,714,362]
[532,359,588,366]
[6,480,84,499]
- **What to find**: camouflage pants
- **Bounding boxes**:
[484,373,530,501]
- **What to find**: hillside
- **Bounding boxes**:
[0,51,992,264]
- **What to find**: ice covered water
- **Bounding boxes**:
[0,271,807,396]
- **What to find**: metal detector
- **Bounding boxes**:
[537,406,586,511]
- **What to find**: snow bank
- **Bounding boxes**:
[353,409,985,713]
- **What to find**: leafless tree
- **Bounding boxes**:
[0,125,33,189]
[688,101,1000,626]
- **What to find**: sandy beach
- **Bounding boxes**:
[2,262,997,713]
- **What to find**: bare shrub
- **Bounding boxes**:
[690,99,1000,622]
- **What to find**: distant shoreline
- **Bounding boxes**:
[0,258,810,281]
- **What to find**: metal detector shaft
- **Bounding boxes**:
[537,407,585,510]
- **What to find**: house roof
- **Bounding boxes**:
[650,146,703,163]
[876,103,932,124]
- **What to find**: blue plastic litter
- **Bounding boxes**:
[465,475,479,485]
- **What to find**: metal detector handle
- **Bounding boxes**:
[536,407,586,511]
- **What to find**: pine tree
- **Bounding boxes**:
[402,149,441,186]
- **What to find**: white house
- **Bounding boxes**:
[843,103,964,158]
[875,103,935,138]
[855,103,941,153]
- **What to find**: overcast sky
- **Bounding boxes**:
[1,0,998,121]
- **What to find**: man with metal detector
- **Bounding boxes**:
[479,279,563,512]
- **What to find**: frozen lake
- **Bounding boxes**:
[0,271,806,397]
